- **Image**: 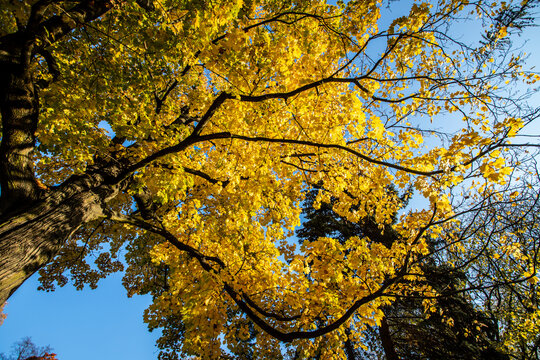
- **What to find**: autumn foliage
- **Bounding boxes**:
[25,355,58,360]
[0,337,56,360]
[0,0,539,358]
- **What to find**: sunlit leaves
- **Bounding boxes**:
[22,0,538,358]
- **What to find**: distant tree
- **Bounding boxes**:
[0,337,57,360]
[296,187,509,360]
[445,181,540,360]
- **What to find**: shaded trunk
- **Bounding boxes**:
[0,45,42,216]
[344,327,357,360]
[380,316,400,360]
[0,175,119,304]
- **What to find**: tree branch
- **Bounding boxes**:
[109,212,405,342]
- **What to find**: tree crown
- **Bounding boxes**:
[1,0,539,358]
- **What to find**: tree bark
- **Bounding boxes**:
[0,55,42,215]
[0,174,120,304]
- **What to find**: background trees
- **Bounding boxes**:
[0,337,56,360]
[446,179,540,359]
[0,0,539,358]
[296,187,510,360]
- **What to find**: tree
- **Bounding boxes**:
[443,177,540,360]
[0,0,539,358]
[0,337,57,360]
[296,187,509,360]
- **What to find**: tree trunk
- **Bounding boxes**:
[379,316,400,360]
[344,327,357,360]
[0,44,42,216]
[0,175,120,304]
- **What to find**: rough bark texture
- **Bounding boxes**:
[0,174,120,304]
[0,59,41,215]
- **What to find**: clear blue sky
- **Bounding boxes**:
[1,1,539,359]
[0,274,160,359]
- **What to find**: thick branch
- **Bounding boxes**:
[0,171,121,304]
[223,276,400,342]
[228,134,441,176]
[28,0,115,50]
[112,213,405,342]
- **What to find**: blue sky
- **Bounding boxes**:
[1,1,540,359]
[0,274,159,359]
